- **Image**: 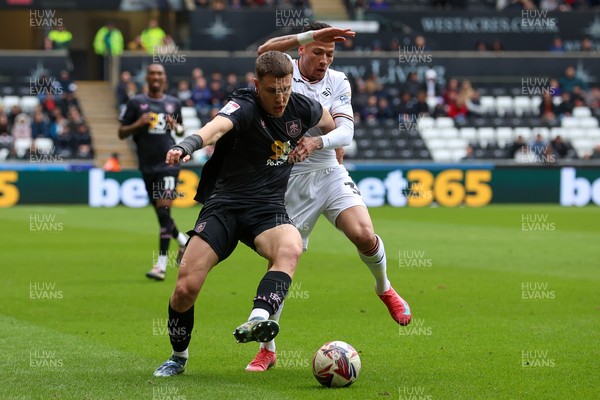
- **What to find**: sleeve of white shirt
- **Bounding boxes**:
[320,75,354,150]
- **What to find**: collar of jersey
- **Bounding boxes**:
[296,59,323,85]
[144,93,167,102]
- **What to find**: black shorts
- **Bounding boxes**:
[142,169,180,204]
[187,201,293,262]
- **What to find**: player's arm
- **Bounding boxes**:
[166,116,233,165]
[118,113,153,139]
[257,27,356,55]
[288,108,336,163]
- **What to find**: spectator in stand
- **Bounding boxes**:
[341,37,355,51]
[466,90,484,118]
[75,144,93,159]
[461,145,477,161]
[116,71,134,108]
[549,36,566,52]
[377,97,394,121]
[58,70,77,94]
[209,80,226,108]
[174,80,194,107]
[224,73,241,97]
[387,37,400,52]
[47,25,72,50]
[139,18,167,55]
[55,124,73,158]
[530,133,547,156]
[191,77,212,115]
[585,144,600,159]
[191,67,204,81]
[49,112,67,140]
[67,106,86,130]
[398,92,417,115]
[490,38,505,52]
[508,135,526,158]
[549,78,561,97]
[31,110,50,139]
[551,135,574,158]
[539,0,560,11]
[585,87,600,109]
[8,105,23,127]
[414,35,430,51]
[475,41,488,51]
[0,130,13,158]
[414,91,430,116]
[432,103,446,117]
[11,114,32,140]
[443,78,459,106]
[402,72,421,98]
[422,69,442,100]
[59,92,81,118]
[0,113,10,135]
[448,97,468,123]
[362,95,379,121]
[580,37,594,52]
[539,92,558,121]
[556,92,573,117]
[571,86,586,104]
[559,66,588,94]
[244,72,256,90]
[104,152,122,172]
[459,80,475,103]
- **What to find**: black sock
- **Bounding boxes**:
[168,303,194,353]
[253,271,292,315]
[171,225,180,239]
[156,206,174,254]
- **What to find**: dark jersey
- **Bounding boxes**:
[194,88,323,205]
[119,93,183,172]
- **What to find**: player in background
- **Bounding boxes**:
[152,51,339,377]
[118,63,188,281]
[246,22,412,372]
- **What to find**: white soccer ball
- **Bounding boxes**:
[312,341,361,387]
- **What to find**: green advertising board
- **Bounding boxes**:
[1,165,599,208]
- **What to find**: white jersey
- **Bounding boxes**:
[290,59,353,175]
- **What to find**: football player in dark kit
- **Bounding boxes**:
[118,63,188,281]
[153,51,339,377]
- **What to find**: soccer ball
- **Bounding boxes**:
[312,341,361,387]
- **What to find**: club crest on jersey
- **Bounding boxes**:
[165,103,175,114]
[322,87,332,97]
[140,103,148,110]
[286,120,301,138]
[195,221,206,233]
[219,101,240,115]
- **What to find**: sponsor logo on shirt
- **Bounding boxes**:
[339,93,351,105]
[267,140,293,166]
[219,101,240,115]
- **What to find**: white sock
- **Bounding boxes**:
[249,308,270,321]
[177,232,188,247]
[358,235,391,295]
[260,301,285,353]
[156,255,168,272]
[173,348,188,359]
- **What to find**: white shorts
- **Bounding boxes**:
[286,165,366,250]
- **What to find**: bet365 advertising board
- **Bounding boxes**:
[0,165,599,208]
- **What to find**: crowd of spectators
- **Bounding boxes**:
[0,70,93,161]
[117,67,251,122]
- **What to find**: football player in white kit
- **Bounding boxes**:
[244,22,412,372]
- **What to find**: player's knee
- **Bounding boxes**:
[349,225,376,249]
[277,240,303,266]
[172,279,200,309]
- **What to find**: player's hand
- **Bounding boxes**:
[313,27,356,43]
[288,136,321,163]
[335,147,345,164]
[137,112,154,127]
[166,147,191,165]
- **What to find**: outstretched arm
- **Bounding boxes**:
[257,27,356,55]
[166,115,233,165]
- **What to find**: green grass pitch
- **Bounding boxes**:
[1,205,598,399]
